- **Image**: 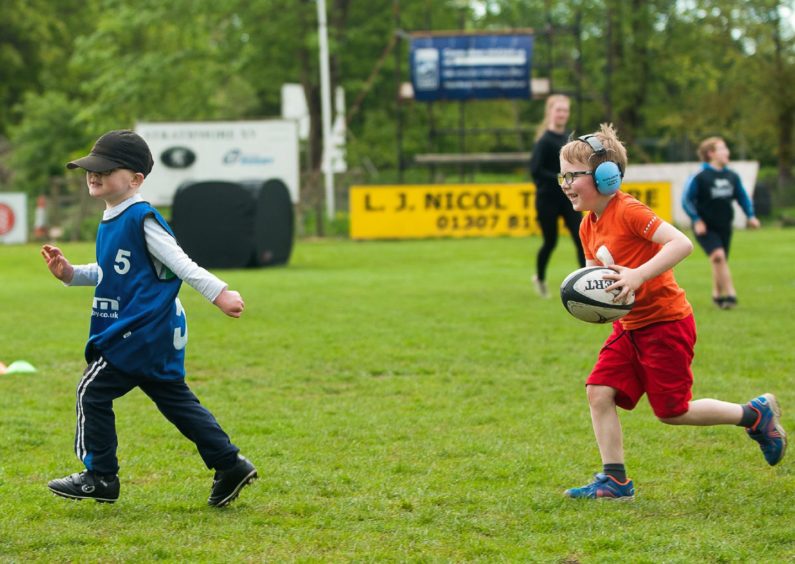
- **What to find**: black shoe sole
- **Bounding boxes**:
[208,469,258,507]
[48,487,118,503]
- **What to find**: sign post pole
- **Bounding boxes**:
[317,0,335,221]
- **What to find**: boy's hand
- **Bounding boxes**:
[41,244,74,283]
[213,289,245,318]
[693,219,707,236]
[748,217,761,229]
[602,265,642,304]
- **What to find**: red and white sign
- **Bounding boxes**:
[0,193,28,244]
[0,204,14,235]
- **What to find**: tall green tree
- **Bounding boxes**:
[0,0,52,136]
[733,1,795,197]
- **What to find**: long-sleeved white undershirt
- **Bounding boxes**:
[68,194,227,303]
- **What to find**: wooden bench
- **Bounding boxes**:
[414,152,531,165]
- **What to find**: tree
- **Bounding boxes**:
[735,2,795,200]
[4,0,794,218]
[0,0,52,136]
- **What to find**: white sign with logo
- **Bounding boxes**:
[0,193,28,244]
[136,120,300,205]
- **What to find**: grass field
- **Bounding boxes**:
[1,228,793,562]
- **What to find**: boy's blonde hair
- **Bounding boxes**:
[534,94,570,141]
[560,123,628,174]
[697,136,724,162]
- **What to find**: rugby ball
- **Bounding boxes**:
[560,266,634,323]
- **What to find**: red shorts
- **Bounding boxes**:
[587,314,696,418]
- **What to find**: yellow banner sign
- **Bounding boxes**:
[350,182,671,240]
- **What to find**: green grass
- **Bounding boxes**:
[1,228,793,562]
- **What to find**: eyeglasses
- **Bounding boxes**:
[557,170,592,186]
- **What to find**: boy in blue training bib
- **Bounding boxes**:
[42,129,257,507]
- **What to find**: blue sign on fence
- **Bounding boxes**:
[410,33,533,102]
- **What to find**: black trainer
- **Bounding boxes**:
[208,455,257,507]
[48,471,120,503]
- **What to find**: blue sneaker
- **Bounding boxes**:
[564,473,635,500]
[746,393,787,466]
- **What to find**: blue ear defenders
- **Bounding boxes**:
[578,134,623,195]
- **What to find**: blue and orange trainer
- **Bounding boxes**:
[746,393,787,466]
[564,473,635,500]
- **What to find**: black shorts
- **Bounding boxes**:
[695,226,732,258]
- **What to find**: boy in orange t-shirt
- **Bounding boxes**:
[557,124,786,499]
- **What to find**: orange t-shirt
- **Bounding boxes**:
[579,191,692,330]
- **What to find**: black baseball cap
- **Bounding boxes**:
[67,129,155,177]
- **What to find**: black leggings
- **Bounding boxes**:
[535,190,586,281]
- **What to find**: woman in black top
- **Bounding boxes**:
[529,94,585,297]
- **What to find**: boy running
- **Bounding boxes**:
[557,124,785,499]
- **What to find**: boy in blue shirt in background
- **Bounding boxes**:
[682,136,760,309]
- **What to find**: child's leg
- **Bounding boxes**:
[640,316,785,465]
[75,357,138,475]
[587,384,625,464]
[582,328,642,472]
[565,385,634,499]
[565,328,641,499]
[658,398,742,426]
[696,230,734,303]
[48,358,138,503]
[647,336,787,466]
[660,395,786,466]
[709,248,736,298]
[140,379,240,470]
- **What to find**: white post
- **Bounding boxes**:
[316,0,335,220]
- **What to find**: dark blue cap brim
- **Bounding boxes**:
[66,154,124,172]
